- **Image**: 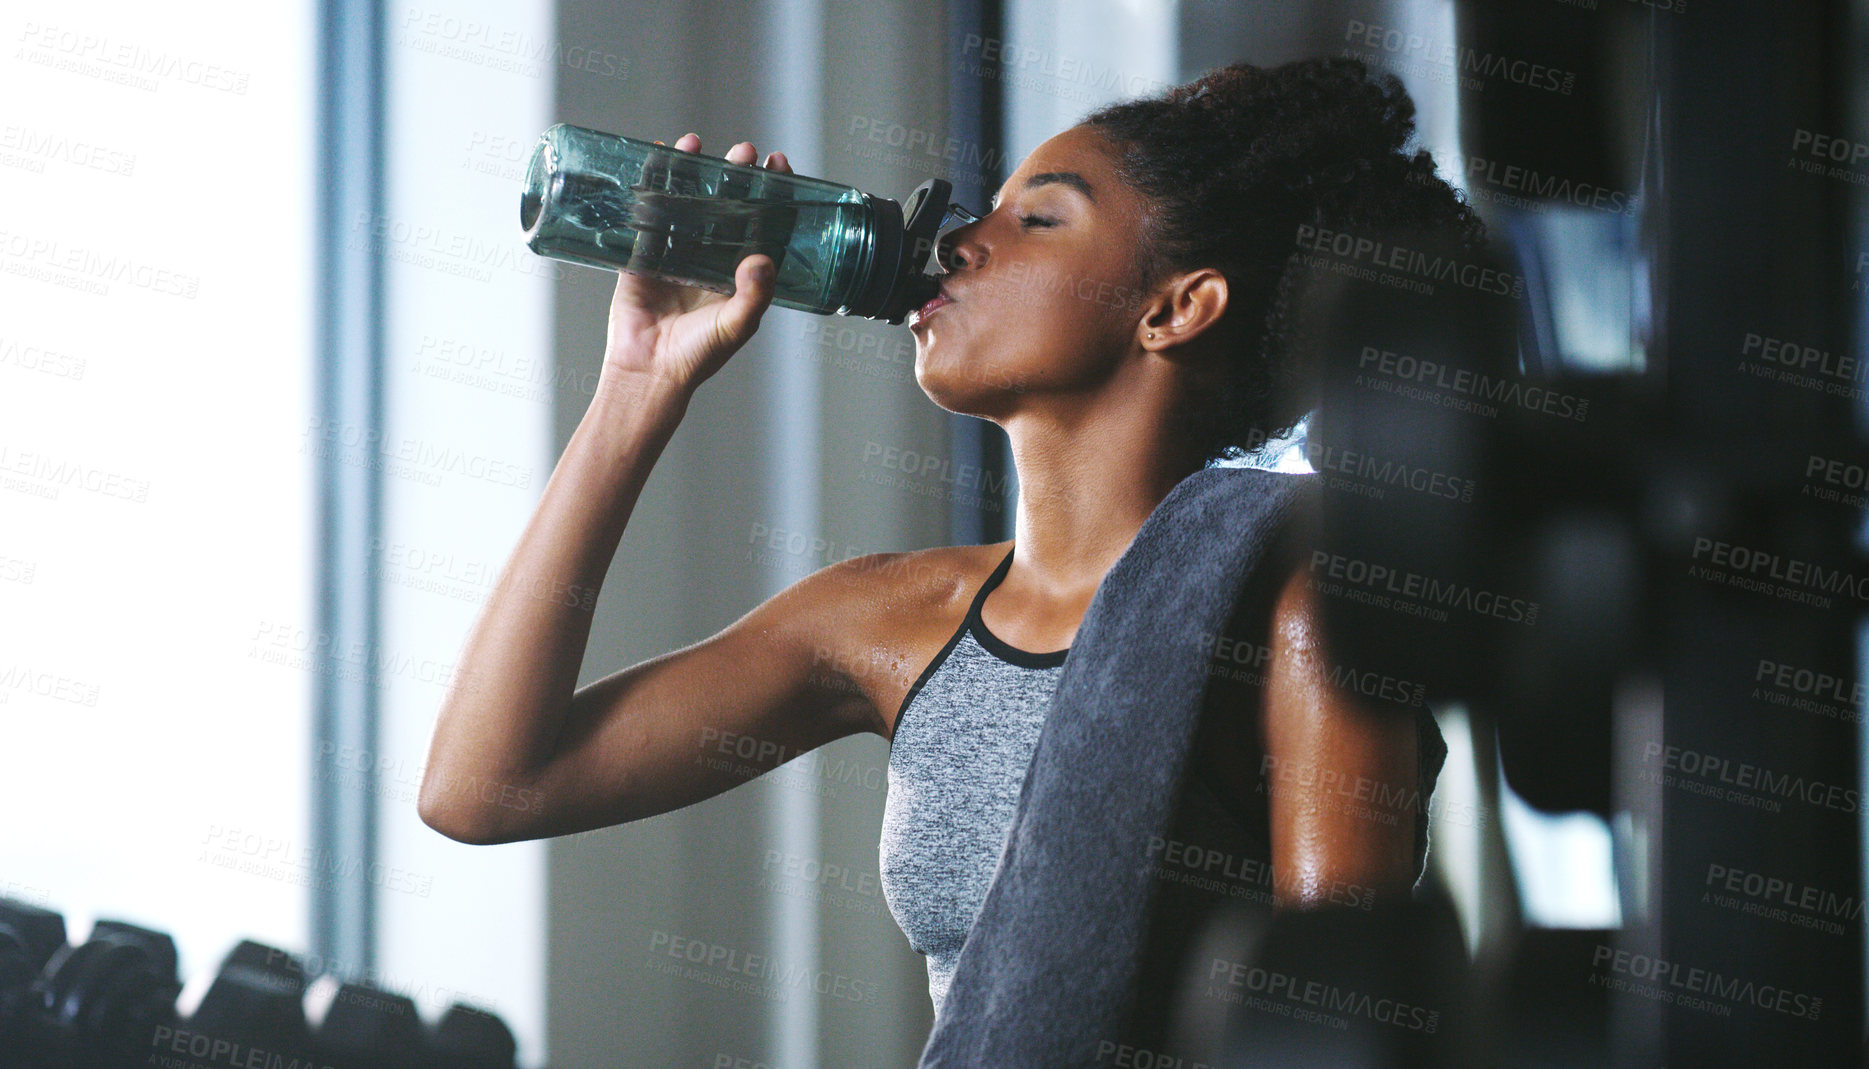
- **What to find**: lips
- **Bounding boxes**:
[909,285,954,327]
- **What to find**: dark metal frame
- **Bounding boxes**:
[945,0,1014,545]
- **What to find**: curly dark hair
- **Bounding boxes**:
[1083,57,1486,464]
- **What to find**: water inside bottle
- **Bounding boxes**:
[528,147,873,315]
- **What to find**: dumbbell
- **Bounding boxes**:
[430,1002,517,1069]
[152,940,321,1069]
[1215,895,1474,1069]
[0,897,67,1068]
[314,979,430,1069]
[32,918,182,1069]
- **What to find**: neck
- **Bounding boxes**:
[1000,359,1206,599]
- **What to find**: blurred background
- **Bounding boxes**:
[2,0,1866,1066]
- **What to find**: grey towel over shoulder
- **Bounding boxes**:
[915,464,1448,1067]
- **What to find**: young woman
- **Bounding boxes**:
[419,57,1480,1015]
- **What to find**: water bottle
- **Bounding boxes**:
[519,123,975,324]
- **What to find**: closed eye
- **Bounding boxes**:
[1018,213,1057,229]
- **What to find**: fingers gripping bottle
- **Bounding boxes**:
[519,123,976,324]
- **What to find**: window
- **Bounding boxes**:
[0,0,318,990]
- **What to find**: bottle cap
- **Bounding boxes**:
[848,178,955,323]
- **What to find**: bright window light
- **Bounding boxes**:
[0,0,317,983]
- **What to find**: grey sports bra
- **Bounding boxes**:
[876,544,1065,1016]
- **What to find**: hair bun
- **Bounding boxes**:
[1085,57,1486,464]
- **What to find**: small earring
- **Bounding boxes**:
[1147,332,1156,339]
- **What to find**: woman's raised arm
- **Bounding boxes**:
[417,134,884,845]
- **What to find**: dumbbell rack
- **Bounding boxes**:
[0,895,527,1069]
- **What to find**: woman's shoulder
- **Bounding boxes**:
[779,541,1012,737]
[812,541,1010,613]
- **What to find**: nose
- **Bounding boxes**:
[936,227,983,273]
[934,233,964,273]
[934,204,985,273]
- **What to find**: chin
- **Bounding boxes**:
[914,367,984,417]
[913,349,1007,420]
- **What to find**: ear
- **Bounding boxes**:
[1138,267,1229,355]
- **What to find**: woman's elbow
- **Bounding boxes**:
[417,773,522,845]
[418,796,489,844]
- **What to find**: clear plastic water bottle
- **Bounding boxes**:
[520,123,974,324]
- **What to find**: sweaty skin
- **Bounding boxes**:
[1257,567,1421,905]
[419,124,1424,906]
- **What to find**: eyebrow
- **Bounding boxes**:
[989,171,1097,211]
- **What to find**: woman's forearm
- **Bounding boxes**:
[417,372,691,840]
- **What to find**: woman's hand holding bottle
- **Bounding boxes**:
[598,133,794,403]
[419,131,799,844]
